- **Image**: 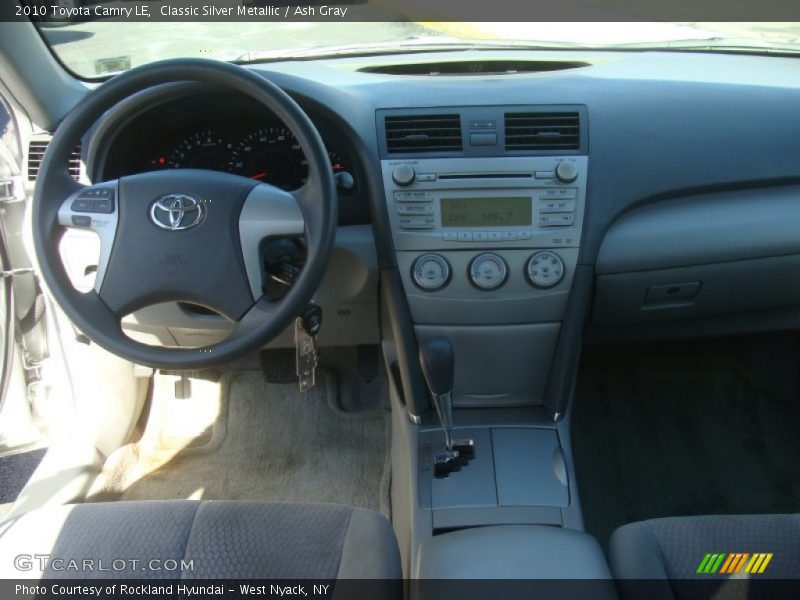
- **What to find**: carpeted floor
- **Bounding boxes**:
[572,334,800,552]
[0,447,46,521]
[89,370,392,517]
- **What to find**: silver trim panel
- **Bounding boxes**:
[57,181,119,293]
[238,183,305,299]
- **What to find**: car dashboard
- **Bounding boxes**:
[43,49,800,360]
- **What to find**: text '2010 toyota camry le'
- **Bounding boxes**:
[0,3,798,599]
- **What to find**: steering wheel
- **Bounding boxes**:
[32,59,337,370]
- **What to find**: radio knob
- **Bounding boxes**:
[555,162,578,183]
[392,164,416,186]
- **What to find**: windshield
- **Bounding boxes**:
[35,18,800,79]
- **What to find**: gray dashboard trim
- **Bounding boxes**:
[596,185,800,275]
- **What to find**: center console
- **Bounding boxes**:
[379,106,588,410]
[379,106,598,575]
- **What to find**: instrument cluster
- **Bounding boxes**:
[130,122,352,192]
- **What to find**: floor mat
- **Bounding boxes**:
[0,447,46,521]
[89,370,392,517]
[572,335,800,551]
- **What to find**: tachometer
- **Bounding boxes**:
[228,126,308,190]
[150,129,231,171]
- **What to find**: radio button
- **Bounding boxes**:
[501,231,518,241]
[397,203,434,215]
[399,216,435,229]
[458,231,474,242]
[518,230,533,240]
[394,191,432,202]
[443,231,458,241]
[416,173,436,182]
[541,198,576,213]
[473,232,488,242]
[540,188,577,199]
[487,232,502,241]
[539,214,575,227]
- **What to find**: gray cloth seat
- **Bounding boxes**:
[0,500,401,580]
[610,514,800,600]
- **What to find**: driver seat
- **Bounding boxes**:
[0,500,401,580]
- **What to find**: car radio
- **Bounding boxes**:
[381,156,587,255]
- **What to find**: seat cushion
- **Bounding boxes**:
[610,514,800,599]
[0,500,401,580]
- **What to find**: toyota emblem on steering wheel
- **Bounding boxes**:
[150,194,206,231]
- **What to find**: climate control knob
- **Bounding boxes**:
[469,253,508,291]
[392,164,416,186]
[555,162,578,184]
[412,253,451,291]
[526,251,565,288]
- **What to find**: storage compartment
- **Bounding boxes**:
[414,525,613,581]
[419,426,569,529]
[415,325,560,407]
[593,254,800,324]
[593,185,800,325]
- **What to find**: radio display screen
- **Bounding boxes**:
[440,197,532,227]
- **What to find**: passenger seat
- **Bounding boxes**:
[610,514,800,599]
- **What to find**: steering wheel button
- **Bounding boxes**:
[71,215,92,228]
[71,198,94,212]
[93,198,115,213]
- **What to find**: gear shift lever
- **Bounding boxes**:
[419,336,455,451]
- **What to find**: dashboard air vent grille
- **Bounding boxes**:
[28,139,82,181]
[385,114,462,153]
[504,112,580,150]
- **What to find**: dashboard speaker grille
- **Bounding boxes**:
[504,112,580,150]
[28,138,82,181]
[385,114,462,153]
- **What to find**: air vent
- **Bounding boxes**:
[28,138,82,181]
[504,112,580,151]
[385,114,462,153]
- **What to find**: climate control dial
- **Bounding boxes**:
[526,251,565,288]
[469,253,508,291]
[412,253,451,291]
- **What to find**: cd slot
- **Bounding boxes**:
[437,172,532,180]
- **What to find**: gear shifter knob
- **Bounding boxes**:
[419,336,454,396]
[419,336,455,451]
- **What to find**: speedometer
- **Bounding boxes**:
[228,126,308,190]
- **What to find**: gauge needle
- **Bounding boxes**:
[250,172,268,180]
